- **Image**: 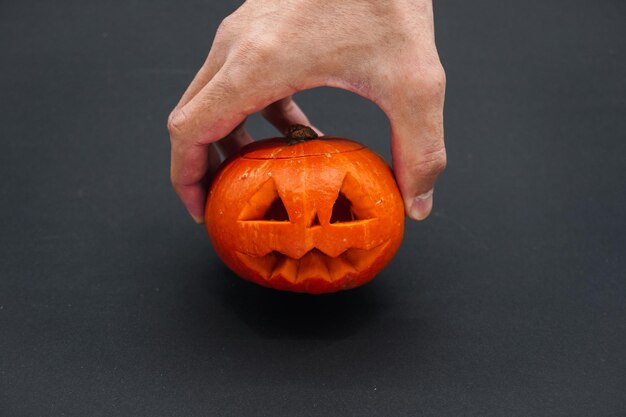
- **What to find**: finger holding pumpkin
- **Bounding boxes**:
[261,97,321,136]
[382,65,447,221]
[214,122,253,161]
[168,67,293,222]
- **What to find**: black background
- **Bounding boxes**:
[1,1,625,416]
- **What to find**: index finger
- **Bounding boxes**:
[167,68,292,222]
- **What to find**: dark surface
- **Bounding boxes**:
[1,0,625,416]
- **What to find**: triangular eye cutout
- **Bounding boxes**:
[263,196,289,221]
[328,173,377,223]
[238,179,290,221]
[330,192,357,223]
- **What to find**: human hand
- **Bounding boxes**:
[168,0,446,223]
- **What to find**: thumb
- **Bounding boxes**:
[385,70,447,220]
[391,124,446,220]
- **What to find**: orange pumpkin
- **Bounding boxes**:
[205,125,404,293]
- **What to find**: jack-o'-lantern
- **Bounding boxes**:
[205,125,404,294]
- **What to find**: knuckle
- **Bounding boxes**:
[401,63,446,101]
[425,64,446,89]
[242,38,278,65]
[216,14,236,38]
[410,147,447,178]
[221,55,264,93]
[167,108,188,138]
[228,30,281,67]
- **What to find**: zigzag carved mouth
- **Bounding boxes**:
[235,242,390,283]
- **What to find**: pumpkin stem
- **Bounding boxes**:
[285,124,318,145]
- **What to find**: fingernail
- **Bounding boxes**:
[408,189,434,221]
[191,213,205,224]
[311,125,324,136]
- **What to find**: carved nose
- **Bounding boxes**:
[307,212,322,228]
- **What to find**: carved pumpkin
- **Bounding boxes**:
[205,125,404,294]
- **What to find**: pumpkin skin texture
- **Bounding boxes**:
[205,129,404,294]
